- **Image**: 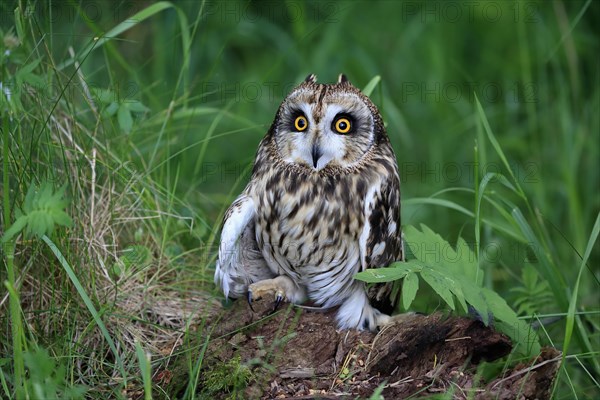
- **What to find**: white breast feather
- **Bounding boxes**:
[214,195,255,298]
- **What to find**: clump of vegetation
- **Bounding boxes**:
[22,347,87,399]
[200,356,254,400]
[356,223,542,357]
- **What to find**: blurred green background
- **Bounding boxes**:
[41,2,597,223]
[1,0,599,397]
[47,0,597,265]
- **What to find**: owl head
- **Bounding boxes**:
[270,74,386,171]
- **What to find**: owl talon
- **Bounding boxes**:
[273,292,284,312]
[247,290,255,312]
[247,276,301,314]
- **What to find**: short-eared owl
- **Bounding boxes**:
[215,74,403,331]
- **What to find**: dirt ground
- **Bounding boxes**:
[164,298,560,399]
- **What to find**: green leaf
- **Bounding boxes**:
[92,88,115,105]
[404,224,479,280]
[402,272,419,309]
[16,59,41,76]
[105,102,119,117]
[482,288,540,355]
[420,267,455,310]
[118,104,133,133]
[510,265,551,316]
[15,59,45,87]
[458,277,490,323]
[354,260,421,283]
[448,277,469,314]
[120,245,151,269]
[21,74,45,88]
[111,262,123,279]
[51,210,73,227]
[23,182,37,213]
[125,100,150,113]
[4,182,72,240]
[26,211,47,237]
[1,215,28,243]
[354,268,407,283]
[14,7,25,42]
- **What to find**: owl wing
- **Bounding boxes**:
[360,174,403,270]
[214,194,273,299]
[359,170,403,311]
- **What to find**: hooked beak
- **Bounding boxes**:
[311,142,322,169]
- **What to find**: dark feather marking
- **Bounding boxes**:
[356,179,366,197]
[310,261,342,279]
[287,203,300,219]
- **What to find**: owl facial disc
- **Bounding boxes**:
[273,76,377,171]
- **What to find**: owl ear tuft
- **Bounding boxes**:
[337,74,349,84]
[304,74,317,84]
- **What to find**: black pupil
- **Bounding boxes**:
[298,118,305,128]
[338,120,347,130]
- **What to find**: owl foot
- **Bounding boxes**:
[247,275,305,312]
[336,288,392,332]
[247,283,285,312]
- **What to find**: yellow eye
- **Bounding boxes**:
[294,115,308,131]
[334,117,351,134]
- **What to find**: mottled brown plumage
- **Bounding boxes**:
[215,74,403,331]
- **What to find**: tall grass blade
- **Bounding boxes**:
[546,0,593,61]
[561,212,600,377]
[183,323,211,400]
[362,75,381,97]
[135,341,153,400]
[2,114,25,398]
[474,95,525,198]
[0,366,11,399]
[475,171,518,271]
[404,197,474,218]
[41,235,127,385]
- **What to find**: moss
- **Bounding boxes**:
[200,356,254,400]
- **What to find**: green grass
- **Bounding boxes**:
[1,0,599,398]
